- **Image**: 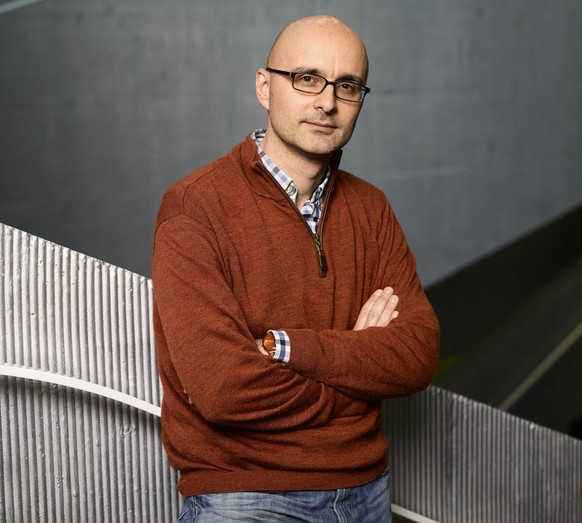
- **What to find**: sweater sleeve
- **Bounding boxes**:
[152,212,364,431]
[281,199,440,401]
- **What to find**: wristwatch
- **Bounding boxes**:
[262,331,277,359]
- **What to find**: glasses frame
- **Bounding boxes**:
[266,67,371,103]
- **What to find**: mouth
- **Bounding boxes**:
[304,120,338,132]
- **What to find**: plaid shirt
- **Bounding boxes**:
[252,129,330,363]
[253,129,330,234]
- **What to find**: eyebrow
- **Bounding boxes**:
[293,67,366,86]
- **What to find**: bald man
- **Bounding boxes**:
[152,15,439,522]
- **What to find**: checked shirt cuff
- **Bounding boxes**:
[269,330,290,364]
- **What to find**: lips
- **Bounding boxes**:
[304,120,338,130]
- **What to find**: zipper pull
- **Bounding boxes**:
[313,233,328,277]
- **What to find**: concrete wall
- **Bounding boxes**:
[1,0,582,283]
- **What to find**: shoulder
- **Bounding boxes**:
[336,169,389,209]
[156,136,258,226]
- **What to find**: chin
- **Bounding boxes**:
[301,137,346,157]
[300,145,337,159]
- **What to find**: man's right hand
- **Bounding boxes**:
[353,287,399,331]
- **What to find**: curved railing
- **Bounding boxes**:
[1,221,581,523]
[0,364,161,417]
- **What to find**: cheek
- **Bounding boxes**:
[271,87,316,118]
[268,105,291,134]
[342,109,362,132]
[268,97,304,132]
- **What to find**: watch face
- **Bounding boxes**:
[263,334,275,350]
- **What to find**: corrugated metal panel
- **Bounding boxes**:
[1,220,581,522]
[384,387,582,522]
[0,223,181,522]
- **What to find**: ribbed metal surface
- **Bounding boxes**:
[385,387,582,522]
[0,222,181,522]
[2,220,581,522]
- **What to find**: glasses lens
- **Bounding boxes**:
[291,72,366,102]
[335,82,364,102]
[292,73,326,94]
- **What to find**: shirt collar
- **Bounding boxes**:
[252,129,330,202]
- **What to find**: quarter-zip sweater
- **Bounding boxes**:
[152,134,440,497]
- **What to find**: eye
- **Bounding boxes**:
[297,74,316,86]
[338,82,357,94]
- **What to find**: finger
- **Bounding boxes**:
[353,289,384,331]
[376,294,399,327]
[256,339,269,356]
[360,287,394,329]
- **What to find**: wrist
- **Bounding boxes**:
[259,330,290,364]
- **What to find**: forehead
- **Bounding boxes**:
[271,23,368,81]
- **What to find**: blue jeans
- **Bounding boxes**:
[177,468,391,522]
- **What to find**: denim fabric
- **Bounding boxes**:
[177,468,391,522]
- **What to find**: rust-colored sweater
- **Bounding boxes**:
[152,134,439,497]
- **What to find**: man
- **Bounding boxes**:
[152,15,439,522]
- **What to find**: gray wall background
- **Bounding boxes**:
[1,0,581,284]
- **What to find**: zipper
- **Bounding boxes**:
[313,231,328,277]
[256,162,334,278]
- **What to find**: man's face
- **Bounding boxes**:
[260,25,368,162]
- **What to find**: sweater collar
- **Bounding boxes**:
[241,132,343,179]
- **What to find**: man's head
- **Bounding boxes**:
[256,16,369,166]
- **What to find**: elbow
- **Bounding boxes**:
[399,358,437,396]
[403,332,440,394]
[399,310,440,394]
[414,361,437,391]
[194,390,240,426]
[189,372,262,427]
[183,377,239,426]
[415,335,440,391]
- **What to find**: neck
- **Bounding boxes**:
[260,136,329,207]
[287,155,328,207]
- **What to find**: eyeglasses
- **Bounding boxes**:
[266,67,370,103]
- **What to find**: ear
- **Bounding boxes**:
[255,68,270,111]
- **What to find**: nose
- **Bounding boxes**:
[314,84,337,113]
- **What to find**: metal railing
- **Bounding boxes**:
[1,222,581,522]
